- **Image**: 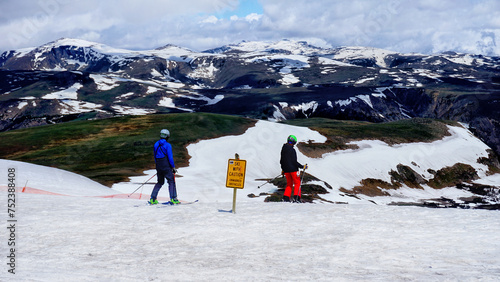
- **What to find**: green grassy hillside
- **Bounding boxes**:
[0,113,255,186]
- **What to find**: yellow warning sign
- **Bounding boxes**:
[226,159,247,189]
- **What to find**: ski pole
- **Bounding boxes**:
[298,164,308,196]
[258,173,282,189]
[128,173,157,197]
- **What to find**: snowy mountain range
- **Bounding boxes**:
[2,39,500,281]
[1,38,500,154]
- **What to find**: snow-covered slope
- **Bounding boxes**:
[10,38,210,62]
[1,121,500,281]
[3,193,499,281]
[206,39,327,56]
[0,159,113,197]
[331,46,400,68]
[108,120,495,206]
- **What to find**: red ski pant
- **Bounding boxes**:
[284,171,301,197]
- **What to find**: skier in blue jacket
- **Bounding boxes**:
[150,129,179,205]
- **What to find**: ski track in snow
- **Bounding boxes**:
[1,120,500,280]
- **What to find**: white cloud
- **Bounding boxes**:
[431,29,500,55]
[245,13,262,22]
[0,0,239,51]
[80,31,102,43]
[202,15,220,24]
[257,0,500,55]
[0,0,499,55]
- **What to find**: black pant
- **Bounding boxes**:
[151,158,176,200]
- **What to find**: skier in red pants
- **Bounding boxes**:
[280,135,308,203]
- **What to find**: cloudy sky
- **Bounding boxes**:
[1,0,499,55]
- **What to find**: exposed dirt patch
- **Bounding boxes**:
[340,178,399,197]
[427,163,479,189]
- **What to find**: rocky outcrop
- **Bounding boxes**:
[390,164,426,189]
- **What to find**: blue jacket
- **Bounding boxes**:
[154,139,175,169]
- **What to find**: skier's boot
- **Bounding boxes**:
[171,198,180,205]
[293,195,302,203]
[149,198,159,205]
[282,195,291,202]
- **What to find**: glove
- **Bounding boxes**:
[172,168,177,174]
[281,170,284,176]
[303,164,308,170]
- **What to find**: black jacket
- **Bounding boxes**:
[280,143,303,173]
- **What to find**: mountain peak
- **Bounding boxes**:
[36,38,136,56]
[43,37,101,49]
[204,39,328,56]
[155,44,194,52]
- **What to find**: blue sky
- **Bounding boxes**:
[0,0,499,55]
[215,0,263,19]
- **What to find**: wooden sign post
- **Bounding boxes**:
[226,157,247,214]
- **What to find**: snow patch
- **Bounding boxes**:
[335,95,373,108]
[146,86,161,94]
[151,69,163,77]
[444,54,476,66]
[90,74,123,91]
[271,105,286,121]
[111,105,155,115]
[59,100,102,115]
[116,92,135,100]
[279,73,300,85]
[17,101,28,109]
[163,81,186,89]
[413,69,443,81]
[290,101,318,116]
[233,85,252,89]
[474,173,500,187]
[158,97,175,107]
[176,93,224,106]
[355,77,376,85]
[356,95,373,108]
[317,56,356,67]
[188,59,219,80]
[42,83,83,99]
[204,94,224,105]
[228,40,325,56]
[332,46,397,68]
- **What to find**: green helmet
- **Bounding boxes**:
[287,135,297,145]
[160,129,170,139]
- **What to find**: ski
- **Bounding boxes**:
[134,200,199,207]
[158,200,199,207]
